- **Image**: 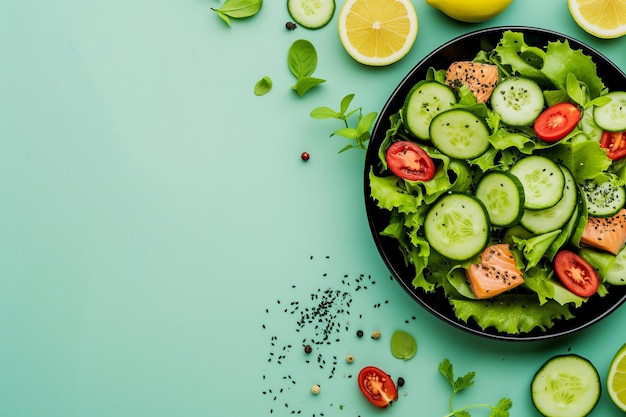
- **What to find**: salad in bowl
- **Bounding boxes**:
[365,27,626,340]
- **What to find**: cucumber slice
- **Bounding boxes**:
[580,172,626,217]
[287,0,335,29]
[429,109,490,159]
[580,106,603,141]
[491,77,545,126]
[510,155,565,210]
[402,80,457,140]
[606,244,626,285]
[424,193,489,261]
[593,91,626,132]
[475,170,525,227]
[531,354,601,417]
[520,165,578,235]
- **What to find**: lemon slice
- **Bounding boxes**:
[568,0,626,39]
[608,343,626,412]
[338,0,418,66]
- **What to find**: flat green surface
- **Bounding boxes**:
[1,1,625,416]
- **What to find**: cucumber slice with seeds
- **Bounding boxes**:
[531,354,601,417]
[581,172,626,217]
[475,170,525,227]
[287,0,335,29]
[429,109,490,159]
[593,91,626,132]
[520,164,578,235]
[491,77,545,126]
[424,192,489,261]
[510,155,564,210]
[402,80,457,140]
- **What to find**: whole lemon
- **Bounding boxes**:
[426,0,514,23]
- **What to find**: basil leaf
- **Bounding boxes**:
[292,76,325,97]
[390,330,417,360]
[212,0,263,22]
[254,76,272,96]
[288,39,318,79]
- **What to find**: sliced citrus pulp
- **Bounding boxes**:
[568,0,626,39]
[608,343,626,412]
[338,0,418,66]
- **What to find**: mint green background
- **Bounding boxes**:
[1,1,625,416]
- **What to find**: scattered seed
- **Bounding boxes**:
[356,330,364,338]
[311,384,321,395]
[286,21,297,30]
[397,377,405,387]
[304,345,313,354]
[346,355,354,363]
[301,152,310,161]
[371,330,381,339]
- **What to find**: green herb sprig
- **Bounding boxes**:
[439,358,512,417]
[310,94,377,153]
[288,39,326,97]
[212,0,263,26]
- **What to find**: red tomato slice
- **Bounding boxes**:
[357,366,398,408]
[553,250,600,297]
[600,130,626,160]
[533,102,581,142]
[385,141,435,181]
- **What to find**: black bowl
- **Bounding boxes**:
[364,26,626,341]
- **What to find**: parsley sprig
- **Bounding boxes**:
[439,359,512,417]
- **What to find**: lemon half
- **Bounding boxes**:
[608,343,626,412]
[569,0,626,39]
[426,0,514,23]
[338,0,418,66]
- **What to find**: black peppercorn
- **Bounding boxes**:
[301,152,310,161]
[397,377,405,387]
[304,344,313,354]
[286,21,297,30]
[356,330,364,338]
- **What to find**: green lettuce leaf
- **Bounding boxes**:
[541,39,606,99]
[513,229,561,269]
[451,295,574,334]
[369,169,422,214]
[494,31,549,85]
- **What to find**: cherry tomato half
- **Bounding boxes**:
[385,141,435,182]
[600,130,626,161]
[554,250,600,297]
[357,366,398,408]
[533,102,581,142]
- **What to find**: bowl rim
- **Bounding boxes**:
[364,25,626,342]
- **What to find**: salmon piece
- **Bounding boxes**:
[580,209,626,255]
[445,61,499,103]
[466,244,524,299]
